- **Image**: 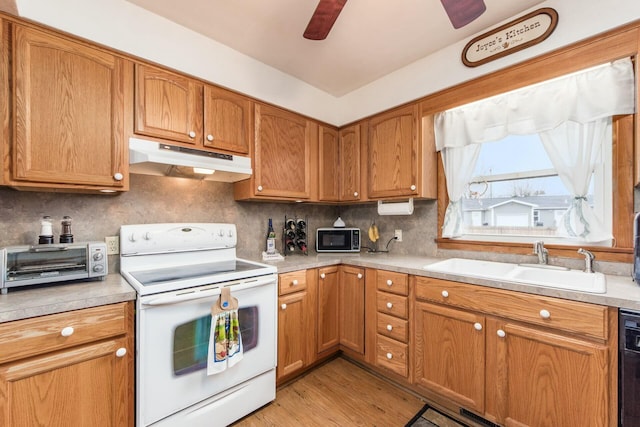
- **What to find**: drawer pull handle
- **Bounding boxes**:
[386,302,393,309]
[497,329,506,338]
[357,273,363,279]
[539,309,551,319]
[115,347,127,358]
[386,279,393,286]
[60,326,74,337]
[281,304,287,310]
[441,290,449,298]
[292,279,299,286]
[386,324,393,331]
[474,322,482,331]
[386,352,393,360]
[320,273,326,279]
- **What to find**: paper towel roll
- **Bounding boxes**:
[377,198,414,215]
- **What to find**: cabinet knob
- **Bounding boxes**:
[354,191,359,197]
[539,309,551,319]
[386,352,393,360]
[115,347,127,358]
[207,134,214,142]
[257,185,263,192]
[386,302,393,309]
[441,290,449,298]
[60,326,74,337]
[386,279,393,287]
[410,184,416,191]
[320,273,326,279]
[292,279,299,286]
[474,322,482,331]
[357,273,363,279]
[497,329,506,338]
[281,303,287,310]
[188,131,196,138]
[113,172,124,181]
[386,324,393,331]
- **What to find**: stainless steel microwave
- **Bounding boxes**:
[0,242,108,294]
[316,228,360,253]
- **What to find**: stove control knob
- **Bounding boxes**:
[227,229,234,237]
[129,233,138,242]
[218,229,225,237]
[143,232,152,240]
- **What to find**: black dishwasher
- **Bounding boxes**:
[621,310,640,426]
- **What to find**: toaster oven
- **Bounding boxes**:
[0,242,108,294]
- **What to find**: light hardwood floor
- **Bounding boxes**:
[233,357,425,427]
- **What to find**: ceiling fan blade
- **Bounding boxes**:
[441,0,486,29]
[303,0,348,40]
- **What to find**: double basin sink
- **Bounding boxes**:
[423,258,606,294]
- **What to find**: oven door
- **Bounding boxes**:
[137,275,277,427]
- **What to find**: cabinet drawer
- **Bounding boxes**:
[376,334,408,377]
[376,271,408,296]
[376,291,408,319]
[279,270,308,295]
[0,303,129,364]
[415,276,609,339]
[377,312,408,343]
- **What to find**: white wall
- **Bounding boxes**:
[15,0,640,125]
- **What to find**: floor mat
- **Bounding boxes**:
[405,404,468,427]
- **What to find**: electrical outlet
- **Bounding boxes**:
[105,236,119,255]
[394,229,403,242]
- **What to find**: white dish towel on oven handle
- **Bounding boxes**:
[207,287,243,375]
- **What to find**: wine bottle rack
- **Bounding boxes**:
[283,215,308,256]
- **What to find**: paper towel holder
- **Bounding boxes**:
[377,198,414,216]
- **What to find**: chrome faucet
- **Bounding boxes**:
[578,248,595,273]
[533,241,548,264]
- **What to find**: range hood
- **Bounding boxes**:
[129,138,252,182]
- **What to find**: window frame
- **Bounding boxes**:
[419,23,639,263]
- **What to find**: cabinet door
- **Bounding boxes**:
[339,124,362,201]
[414,301,485,414]
[0,337,130,427]
[339,265,365,354]
[203,85,251,154]
[13,26,128,189]
[277,290,313,380]
[490,320,611,427]
[317,266,340,354]
[368,104,418,198]
[318,125,340,201]
[253,103,313,199]
[135,63,203,145]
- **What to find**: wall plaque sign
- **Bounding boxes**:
[462,8,558,67]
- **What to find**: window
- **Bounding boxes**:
[460,131,612,245]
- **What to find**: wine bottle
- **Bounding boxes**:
[297,239,307,253]
[266,218,276,254]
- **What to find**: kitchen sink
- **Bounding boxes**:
[423,258,606,294]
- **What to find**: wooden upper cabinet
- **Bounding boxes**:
[134,63,252,155]
[134,63,204,145]
[318,123,362,202]
[318,126,340,201]
[235,103,317,200]
[203,85,251,154]
[8,25,130,191]
[367,104,436,199]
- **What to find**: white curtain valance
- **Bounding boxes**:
[434,58,635,151]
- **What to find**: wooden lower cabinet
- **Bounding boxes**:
[317,266,339,354]
[413,276,617,427]
[338,265,365,354]
[277,269,317,382]
[0,302,134,427]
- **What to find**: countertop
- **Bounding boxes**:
[0,273,136,323]
[3,253,640,324]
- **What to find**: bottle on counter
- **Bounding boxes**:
[39,215,54,244]
[266,218,276,254]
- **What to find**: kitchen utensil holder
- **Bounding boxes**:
[283,215,308,256]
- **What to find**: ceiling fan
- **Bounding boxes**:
[303,0,487,41]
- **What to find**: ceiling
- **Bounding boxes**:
[126,0,545,97]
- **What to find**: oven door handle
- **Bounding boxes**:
[141,276,276,306]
